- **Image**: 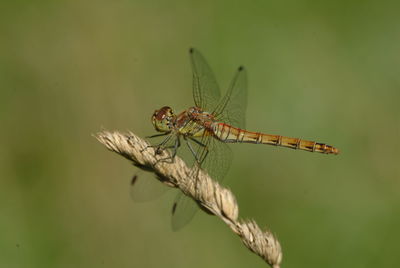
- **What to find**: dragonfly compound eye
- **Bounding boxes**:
[152,106,175,132]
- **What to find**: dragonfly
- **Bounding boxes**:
[134,48,339,230]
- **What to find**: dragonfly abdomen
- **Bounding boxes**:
[213,123,339,154]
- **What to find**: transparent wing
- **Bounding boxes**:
[169,50,243,229]
[130,170,170,202]
[213,66,248,129]
[171,192,199,231]
[190,48,221,112]
[196,134,233,182]
[171,133,233,229]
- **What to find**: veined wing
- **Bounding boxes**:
[190,48,221,112]
[130,170,170,202]
[171,193,199,231]
[171,50,242,230]
[194,133,233,181]
[171,132,233,230]
[213,66,248,129]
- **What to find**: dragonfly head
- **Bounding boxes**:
[152,106,176,132]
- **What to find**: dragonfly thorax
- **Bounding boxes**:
[152,106,176,132]
[187,106,214,121]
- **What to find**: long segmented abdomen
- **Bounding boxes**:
[213,123,339,154]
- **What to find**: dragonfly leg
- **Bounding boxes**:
[140,144,164,154]
[170,136,181,159]
[154,136,181,165]
[200,148,209,165]
[189,136,207,147]
[140,144,159,154]
[132,132,170,152]
[140,133,173,154]
[185,138,201,163]
[186,137,209,196]
[187,137,208,165]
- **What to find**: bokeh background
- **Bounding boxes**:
[1,0,400,267]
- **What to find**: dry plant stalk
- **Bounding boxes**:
[94,130,282,267]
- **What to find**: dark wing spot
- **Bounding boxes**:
[131,175,138,185]
[189,47,194,54]
[238,65,244,71]
[172,202,178,214]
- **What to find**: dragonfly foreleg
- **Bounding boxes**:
[154,136,181,164]
[140,133,173,154]
[138,133,171,152]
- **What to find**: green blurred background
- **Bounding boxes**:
[1,0,400,267]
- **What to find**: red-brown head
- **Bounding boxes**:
[152,106,176,132]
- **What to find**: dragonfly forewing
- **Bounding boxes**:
[190,48,221,112]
